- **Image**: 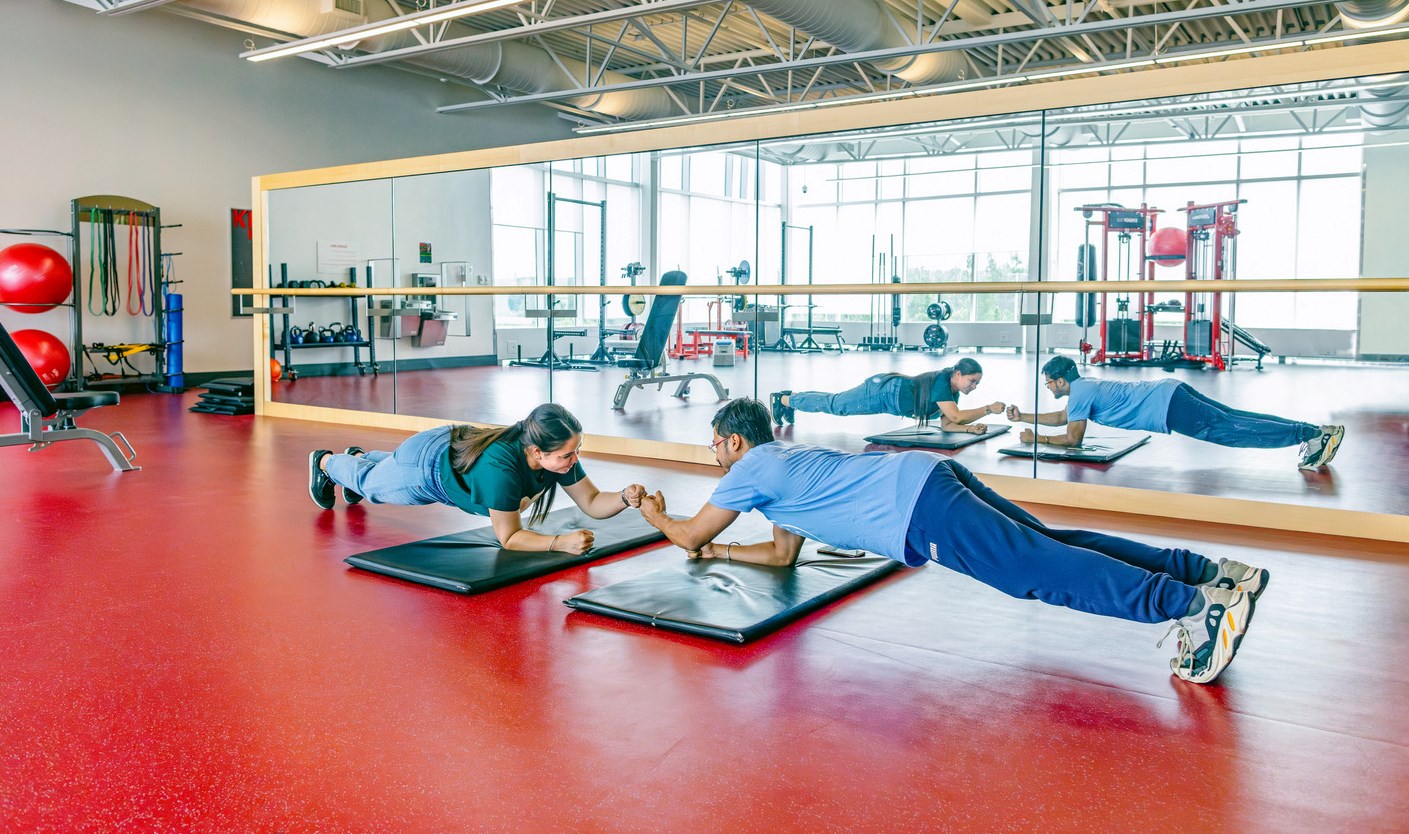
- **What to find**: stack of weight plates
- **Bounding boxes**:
[189,377,255,415]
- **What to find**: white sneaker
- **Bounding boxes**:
[1315,425,1345,466]
[1206,557,1270,602]
[1161,587,1255,684]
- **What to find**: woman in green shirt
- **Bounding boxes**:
[309,403,645,554]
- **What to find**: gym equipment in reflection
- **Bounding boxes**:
[1180,199,1270,370]
[270,264,379,380]
[593,261,647,363]
[765,222,845,353]
[1076,201,1268,371]
[668,260,752,362]
[564,543,903,644]
[860,237,906,352]
[0,317,138,472]
[612,271,729,410]
[513,191,603,371]
[345,508,667,595]
[998,434,1151,462]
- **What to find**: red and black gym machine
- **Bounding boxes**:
[1075,198,1268,370]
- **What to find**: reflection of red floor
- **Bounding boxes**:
[272,353,1409,516]
[3,395,1406,831]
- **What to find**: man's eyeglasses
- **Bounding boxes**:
[706,436,727,452]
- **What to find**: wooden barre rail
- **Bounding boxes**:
[234,277,1409,298]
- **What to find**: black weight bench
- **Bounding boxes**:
[613,271,729,410]
[0,320,139,472]
[784,326,845,352]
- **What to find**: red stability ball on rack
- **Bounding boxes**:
[11,329,71,388]
[1147,227,1187,268]
[0,243,73,313]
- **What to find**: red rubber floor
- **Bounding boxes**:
[1,393,1406,833]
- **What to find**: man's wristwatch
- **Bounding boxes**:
[621,489,630,506]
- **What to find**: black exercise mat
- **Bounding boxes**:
[189,403,253,415]
[866,423,1010,449]
[997,434,1151,462]
[198,393,255,407]
[201,377,255,394]
[344,507,669,594]
[564,545,904,643]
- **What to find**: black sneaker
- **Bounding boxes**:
[308,450,335,510]
[769,392,785,426]
[342,446,365,505]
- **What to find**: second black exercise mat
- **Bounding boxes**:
[866,423,1010,449]
[564,546,904,643]
[344,508,666,594]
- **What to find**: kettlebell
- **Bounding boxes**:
[319,326,335,344]
[309,279,326,289]
[290,326,305,345]
[328,322,344,343]
[343,324,361,343]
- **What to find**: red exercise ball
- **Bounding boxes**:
[11,329,71,388]
[0,243,73,313]
[270,358,283,383]
[1147,226,1187,268]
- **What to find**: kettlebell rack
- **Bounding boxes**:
[269,263,378,380]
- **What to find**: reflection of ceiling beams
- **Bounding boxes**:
[68,0,1409,126]
[436,0,1334,114]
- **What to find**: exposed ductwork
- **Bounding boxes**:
[1359,75,1409,130]
[1334,0,1409,28]
[742,0,966,85]
[178,0,677,120]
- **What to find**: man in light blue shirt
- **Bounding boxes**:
[637,398,1267,684]
[1006,356,1343,469]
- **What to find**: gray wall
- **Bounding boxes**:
[1359,135,1409,358]
[0,0,571,375]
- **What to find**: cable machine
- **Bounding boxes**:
[1075,203,1163,366]
[1179,198,1267,370]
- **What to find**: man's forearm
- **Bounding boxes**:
[702,540,793,566]
[1037,432,1076,447]
[643,509,710,551]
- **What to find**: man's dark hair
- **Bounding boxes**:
[711,398,775,447]
[1041,355,1081,383]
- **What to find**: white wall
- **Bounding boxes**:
[1359,135,1409,357]
[0,0,570,375]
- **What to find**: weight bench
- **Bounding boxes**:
[344,507,670,594]
[565,543,903,643]
[784,326,845,352]
[866,423,1010,450]
[997,434,1151,463]
[511,325,597,372]
[613,271,729,410]
[0,319,139,472]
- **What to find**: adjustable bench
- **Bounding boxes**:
[613,271,729,410]
[0,320,139,472]
[784,326,845,352]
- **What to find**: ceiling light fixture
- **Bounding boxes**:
[241,0,523,63]
[574,25,1409,135]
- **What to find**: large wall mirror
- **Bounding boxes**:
[255,66,1409,535]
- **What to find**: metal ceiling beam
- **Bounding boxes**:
[437,0,1331,112]
[337,0,725,68]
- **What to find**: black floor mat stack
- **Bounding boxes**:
[189,377,255,415]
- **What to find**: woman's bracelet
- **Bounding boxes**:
[550,535,559,551]
[725,541,739,561]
